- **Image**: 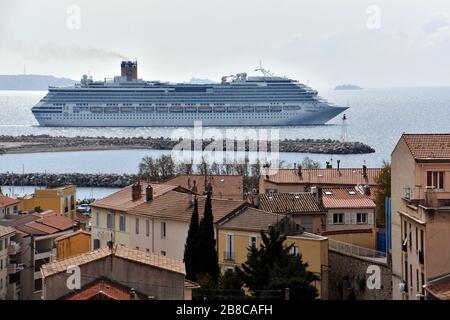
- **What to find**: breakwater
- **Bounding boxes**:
[0,173,136,188]
[0,135,375,154]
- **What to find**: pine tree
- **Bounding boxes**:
[184,197,200,281]
[238,226,319,300]
[199,191,219,282]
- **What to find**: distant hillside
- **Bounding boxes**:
[335,84,363,90]
[0,75,77,90]
[187,77,217,84]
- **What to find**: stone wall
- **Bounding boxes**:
[328,250,392,300]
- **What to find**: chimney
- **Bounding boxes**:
[364,185,371,196]
[246,192,254,206]
[187,178,191,190]
[145,185,153,202]
[130,288,137,300]
[337,160,341,172]
[121,61,138,81]
[298,165,302,176]
[362,165,368,178]
[131,182,142,201]
[315,187,323,204]
[191,180,198,194]
[326,161,332,169]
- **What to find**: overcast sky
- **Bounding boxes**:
[1,0,450,87]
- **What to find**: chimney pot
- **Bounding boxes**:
[146,185,153,202]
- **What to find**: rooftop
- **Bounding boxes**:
[263,167,381,186]
[41,245,185,278]
[218,206,284,232]
[0,225,15,238]
[63,278,149,300]
[90,182,188,212]
[259,192,326,214]
[322,187,376,209]
[0,194,20,208]
[402,133,450,161]
[164,174,243,199]
[424,273,450,300]
[0,211,76,237]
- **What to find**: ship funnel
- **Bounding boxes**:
[121,61,138,81]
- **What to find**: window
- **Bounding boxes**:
[106,213,113,229]
[409,224,412,249]
[93,239,100,250]
[250,236,257,249]
[119,215,126,232]
[0,239,3,251]
[95,211,99,226]
[226,234,233,260]
[161,251,166,256]
[416,269,419,292]
[290,246,299,256]
[135,218,140,235]
[421,272,425,294]
[420,230,424,252]
[161,222,166,239]
[427,171,444,189]
[146,220,150,237]
[333,213,344,224]
[357,213,368,224]
[415,227,418,251]
[410,264,413,288]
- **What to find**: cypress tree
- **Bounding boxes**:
[199,191,219,282]
[184,197,200,281]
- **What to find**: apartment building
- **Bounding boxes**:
[391,134,450,300]
[321,187,377,249]
[216,206,329,299]
[0,211,76,299]
[18,185,77,219]
[0,225,15,300]
[90,182,246,260]
[164,174,243,200]
[260,166,381,194]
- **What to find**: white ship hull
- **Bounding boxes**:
[33,103,347,127]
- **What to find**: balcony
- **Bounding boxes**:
[7,263,25,275]
[7,242,22,255]
[223,251,235,262]
[34,248,56,261]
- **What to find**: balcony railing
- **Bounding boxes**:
[329,239,387,259]
[223,251,235,262]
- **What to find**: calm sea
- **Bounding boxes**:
[1,87,450,175]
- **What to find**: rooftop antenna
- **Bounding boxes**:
[341,113,348,142]
[255,60,274,77]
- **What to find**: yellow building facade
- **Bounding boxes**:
[55,230,91,260]
[18,185,77,219]
[217,207,329,299]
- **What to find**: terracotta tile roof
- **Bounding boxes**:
[0,225,15,237]
[322,187,376,209]
[263,168,381,186]
[42,245,185,278]
[0,194,20,208]
[38,215,76,230]
[129,191,246,223]
[64,278,148,300]
[401,134,450,161]
[218,207,284,232]
[259,193,326,214]
[25,221,60,234]
[90,182,185,212]
[424,273,450,300]
[164,174,243,199]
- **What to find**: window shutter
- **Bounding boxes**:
[351,213,356,224]
[344,213,351,225]
[327,213,333,225]
[368,212,374,225]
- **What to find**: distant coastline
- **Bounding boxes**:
[0,75,76,90]
[335,84,363,90]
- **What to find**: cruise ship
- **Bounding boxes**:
[32,61,348,127]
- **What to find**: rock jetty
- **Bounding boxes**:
[0,135,375,155]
